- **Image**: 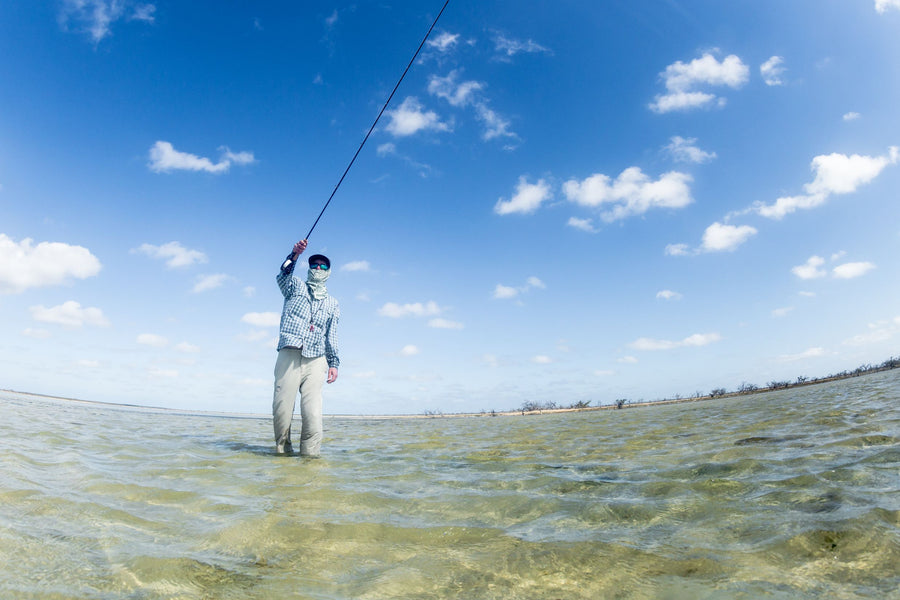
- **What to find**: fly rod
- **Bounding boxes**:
[303,0,452,241]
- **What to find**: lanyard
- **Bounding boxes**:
[305,285,325,332]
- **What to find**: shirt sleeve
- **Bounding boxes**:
[280,252,296,273]
[277,252,297,298]
[325,301,341,369]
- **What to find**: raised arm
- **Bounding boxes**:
[277,239,308,297]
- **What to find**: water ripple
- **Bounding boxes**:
[1,370,898,599]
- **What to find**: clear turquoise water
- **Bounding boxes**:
[1,370,898,599]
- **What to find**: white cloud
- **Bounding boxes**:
[532,355,553,364]
[792,255,827,279]
[59,0,156,43]
[29,301,109,328]
[760,56,787,86]
[75,359,101,368]
[792,255,875,280]
[137,333,168,347]
[649,53,749,113]
[426,32,459,52]
[474,103,515,141]
[192,273,230,293]
[384,97,450,137]
[665,136,717,164]
[665,243,691,257]
[483,354,499,368]
[0,234,102,294]
[630,337,679,350]
[428,318,464,330]
[493,277,545,300]
[427,72,516,144]
[175,342,200,353]
[220,148,255,166]
[243,286,256,298]
[630,332,721,351]
[757,193,828,219]
[772,306,794,318]
[843,112,861,121]
[375,143,434,175]
[843,316,900,346]
[148,141,255,174]
[618,356,639,364]
[662,53,749,90]
[875,0,900,13]
[241,312,280,327]
[378,301,442,318]
[594,369,615,377]
[701,222,757,252]
[341,260,371,272]
[428,71,483,107]
[563,168,693,222]
[650,91,719,113]
[844,329,892,346]
[400,344,420,357]
[656,290,682,301]
[683,333,722,347]
[130,4,156,23]
[494,177,552,215]
[567,217,597,233]
[668,222,757,255]
[324,9,338,27]
[778,347,825,362]
[832,261,875,279]
[806,148,898,196]
[493,34,551,58]
[755,147,899,219]
[493,284,519,299]
[132,241,207,268]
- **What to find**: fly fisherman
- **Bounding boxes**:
[272,239,340,457]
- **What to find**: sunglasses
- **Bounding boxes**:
[310,263,329,270]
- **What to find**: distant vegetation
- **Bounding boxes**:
[417,356,898,417]
[519,399,592,412]
[504,355,898,416]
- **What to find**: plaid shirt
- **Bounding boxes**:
[276,255,340,368]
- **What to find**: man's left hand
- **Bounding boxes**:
[292,239,308,260]
[327,368,338,384]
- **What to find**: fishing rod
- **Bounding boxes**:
[303,0,452,241]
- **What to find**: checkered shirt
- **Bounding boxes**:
[276,257,340,368]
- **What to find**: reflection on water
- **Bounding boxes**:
[1,370,898,599]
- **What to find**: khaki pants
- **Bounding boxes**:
[272,349,327,457]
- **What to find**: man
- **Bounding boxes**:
[272,239,340,457]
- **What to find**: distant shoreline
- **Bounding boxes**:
[0,389,267,420]
[2,362,896,420]
[360,364,897,420]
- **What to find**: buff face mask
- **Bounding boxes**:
[306,267,330,300]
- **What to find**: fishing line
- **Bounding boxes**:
[303,0,452,240]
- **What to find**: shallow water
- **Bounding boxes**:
[1,370,898,599]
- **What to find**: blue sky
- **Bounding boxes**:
[1,0,898,415]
